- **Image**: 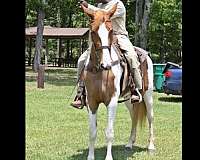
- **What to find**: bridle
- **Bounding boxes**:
[90,26,119,72]
[93,43,111,70]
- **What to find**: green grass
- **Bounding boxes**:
[26,67,182,160]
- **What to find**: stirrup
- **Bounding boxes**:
[131,88,142,103]
[70,99,84,109]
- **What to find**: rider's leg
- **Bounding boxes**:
[77,48,90,81]
[124,51,142,103]
[70,49,89,108]
[116,35,142,103]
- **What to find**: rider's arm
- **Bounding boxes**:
[110,1,125,20]
[88,2,125,20]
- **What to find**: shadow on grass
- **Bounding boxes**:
[26,76,76,86]
[69,145,147,160]
[26,67,77,86]
[158,96,182,103]
[25,66,76,73]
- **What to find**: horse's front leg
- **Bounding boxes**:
[87,108,98,160]
[105,96,118,160]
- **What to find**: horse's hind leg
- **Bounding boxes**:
[143,90,155,151]
[125,100,136,149]
[87,108,98,160]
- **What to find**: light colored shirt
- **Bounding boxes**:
[88,0,128,36]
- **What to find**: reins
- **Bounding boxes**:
[91,43,120,72]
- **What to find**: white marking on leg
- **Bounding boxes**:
[105,95,118,160]
[125,101,136,149]
[144,90,155,150]
[146,56,154,90]
[87,109,97,160]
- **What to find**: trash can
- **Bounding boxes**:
[153,64,166,92]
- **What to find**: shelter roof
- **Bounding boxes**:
[25,26,89,39]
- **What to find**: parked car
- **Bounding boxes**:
[162,62,182,95]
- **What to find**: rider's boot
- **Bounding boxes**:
[70,80,86,109]
[130,68,142,103]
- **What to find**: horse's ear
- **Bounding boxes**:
[106,2,118,18]
[80,4,94,18]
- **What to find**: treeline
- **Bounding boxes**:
[26,0,182,64]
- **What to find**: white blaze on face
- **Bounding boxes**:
[98,22,109,46]
[98,22,112,66]
[98,22,122,95]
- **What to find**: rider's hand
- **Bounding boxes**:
[79,0,88,8]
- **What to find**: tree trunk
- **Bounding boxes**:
[37,65,45,88]
[141,0,151,50]
[135,0,151,50]
[57,6,61,67]
[135,0,144,47]
[33,9,45,71]
[34,8,45,88]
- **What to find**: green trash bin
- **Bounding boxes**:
[153,64,166,92]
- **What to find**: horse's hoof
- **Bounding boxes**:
[87,156,94,160]
[105,156,113,160]
[148,148,156,155]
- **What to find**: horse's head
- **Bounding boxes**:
[81,3,117,49]
[81,3,118,70]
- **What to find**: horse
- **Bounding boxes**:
[80,3,155,160]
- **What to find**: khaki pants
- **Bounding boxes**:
[77,48,89,80]
[116,35,140,68]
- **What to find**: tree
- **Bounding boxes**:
[27,0,48,88]
[26,0,182,64]
[135,0,152,50]
[148,0,182,63]
[34,8,45,71]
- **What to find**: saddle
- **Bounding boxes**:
[112,36,149,99]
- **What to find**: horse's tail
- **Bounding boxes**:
[132,101,147,129]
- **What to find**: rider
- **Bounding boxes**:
[71,0,142,108]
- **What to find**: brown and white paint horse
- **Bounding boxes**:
[81,3,155,160]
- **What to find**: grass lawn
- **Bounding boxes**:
[26,67,182,160]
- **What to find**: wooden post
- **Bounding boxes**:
[79,38,82,57]
[45,38,49,66]
[28,38,32,66]
[58,38,62,67]
[37,65,45,88]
